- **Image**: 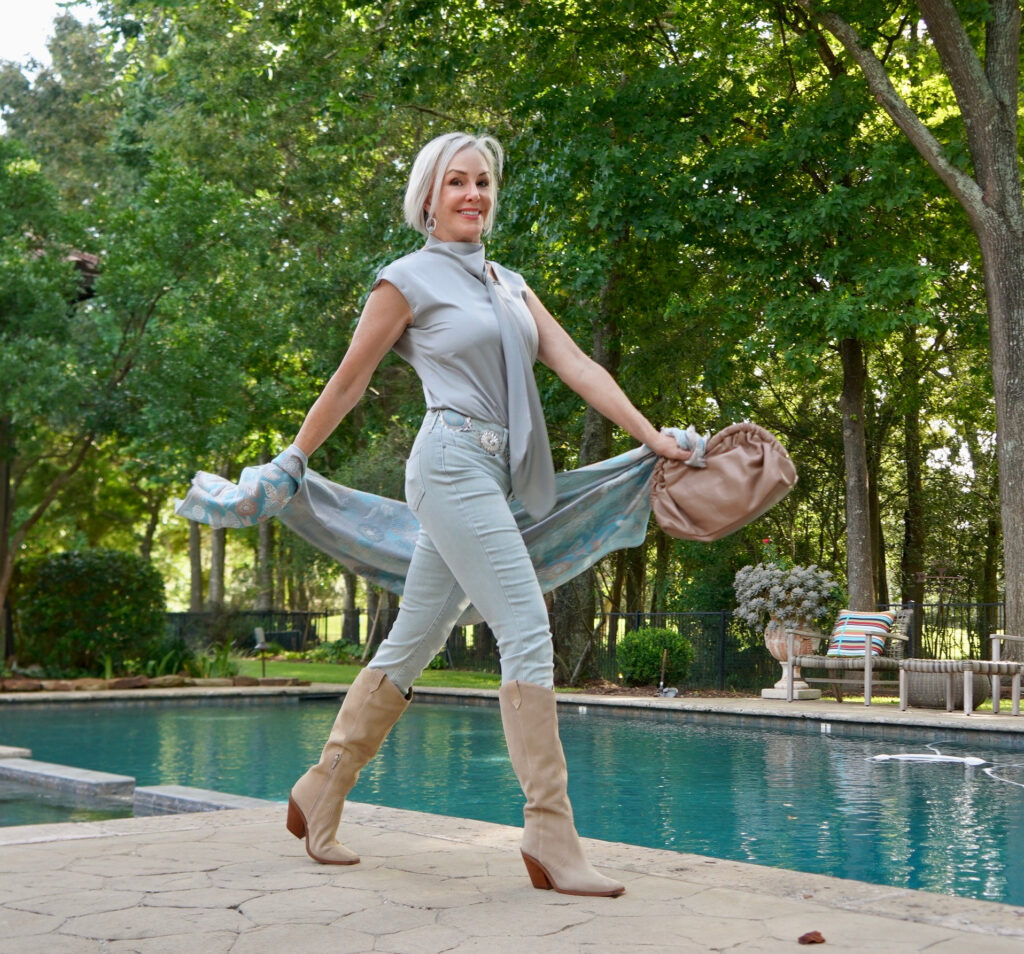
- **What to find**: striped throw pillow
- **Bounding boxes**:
[826,610,895,657]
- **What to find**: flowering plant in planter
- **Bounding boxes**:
[733,561,840,633]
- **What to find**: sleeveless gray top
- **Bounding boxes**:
[374,237,556,519]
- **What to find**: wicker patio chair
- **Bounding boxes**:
[784,606,913,705]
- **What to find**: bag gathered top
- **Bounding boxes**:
[650,422,797,542]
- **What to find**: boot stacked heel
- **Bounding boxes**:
[521,852,553,890]
[285,796,306,840]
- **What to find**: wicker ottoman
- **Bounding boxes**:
[899,658,1022,715]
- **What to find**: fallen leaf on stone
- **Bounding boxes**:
[798,930,825,944]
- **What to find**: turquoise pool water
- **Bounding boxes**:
[0,779,131,826]
[4,697,1024,906]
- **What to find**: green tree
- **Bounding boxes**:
[0,140,86,655]
[789,1,1023,650]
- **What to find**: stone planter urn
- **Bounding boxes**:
[761,618,823,700]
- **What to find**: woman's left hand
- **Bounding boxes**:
[647,430,694,461]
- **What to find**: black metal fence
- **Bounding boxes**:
[881,601,1004,660]
[168,600,1007,691]
[590,612,775,691]
[166,610,330,653]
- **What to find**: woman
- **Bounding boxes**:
[285,132,689,898]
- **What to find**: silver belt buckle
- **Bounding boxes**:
[478,429,502,455]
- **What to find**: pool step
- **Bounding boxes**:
[134,785,276,815]
[0,745,32,760]
[0,756,276,819]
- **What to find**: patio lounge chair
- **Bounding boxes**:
[784,606,913,705]
[898,633,1023,716]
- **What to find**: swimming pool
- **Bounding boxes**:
[4,696,1023,906]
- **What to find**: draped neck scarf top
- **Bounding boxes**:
[377,236,556,519]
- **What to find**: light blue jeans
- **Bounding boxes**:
[369,409,554,693]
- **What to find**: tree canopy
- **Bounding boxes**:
[0,2,1012,668]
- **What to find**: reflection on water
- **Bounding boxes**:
[4,698,1023,906]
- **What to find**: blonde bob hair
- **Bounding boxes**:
[403,132,504,238]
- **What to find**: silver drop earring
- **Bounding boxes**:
[426,214,437,234]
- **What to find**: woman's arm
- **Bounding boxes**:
[526,288,690,461]
[293,281,413,457]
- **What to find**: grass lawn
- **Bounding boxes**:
[235,658,501,690]
[233,662,1005,711]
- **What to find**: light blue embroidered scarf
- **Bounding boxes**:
[174,429,705,624]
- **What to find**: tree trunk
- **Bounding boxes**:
[839,337,875,609]
[900,331,927,608]
[982,509,1002,642]
[609,550,626,617]
[0,432,92,644]
[362,587,382,662]
[650,528,671,615]
[206,463,230,610]
[549,314,620,683]
[208,526,226,609]
[472,621,497,664]
[256,518,273,611]
[362,586,397,662]
[550,579,595,685]
[624,543,646,626]
[869,468,888,607]
[189,520,204,613]
[864,400,887,606]
[255,450,273,611]
[0,416,12,661]
[980,225,1024,659]
[139,496,161,563]
[606,549,627,668]
[293,573,310,612]
[341,569,359,642]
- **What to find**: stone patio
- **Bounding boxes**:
[2,686,1023,952]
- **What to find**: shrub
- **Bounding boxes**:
[733,562,841,632]
[427,651,449,670]
[120,637,195,678]
[186,641,239,679]
[305,639,358,665]
[617,627,695,687]
[15,549,166,676]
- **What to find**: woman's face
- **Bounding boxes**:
[427,147,493,243]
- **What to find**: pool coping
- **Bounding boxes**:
[4,680,1023,741]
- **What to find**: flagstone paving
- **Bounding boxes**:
[2,687,1024,952]
[2,799,1023,953]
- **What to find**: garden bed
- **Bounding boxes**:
[0,675,309,693]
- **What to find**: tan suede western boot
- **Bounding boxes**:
[498,680,625,897]
[286,667,410,864]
